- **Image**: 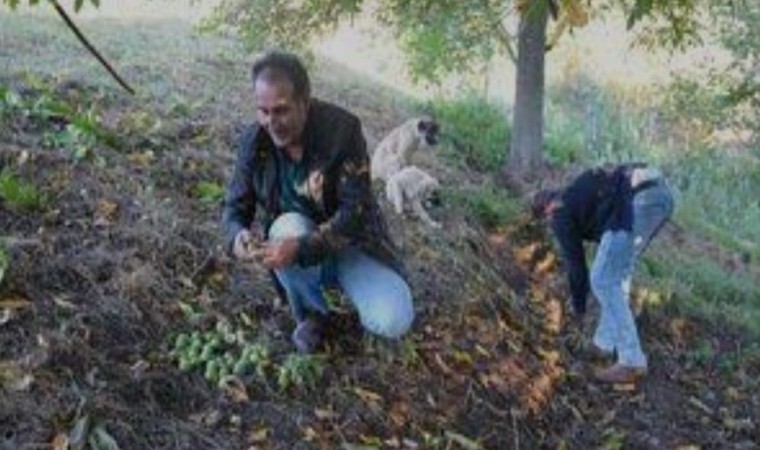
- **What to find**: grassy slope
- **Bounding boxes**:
[0,10,758,450]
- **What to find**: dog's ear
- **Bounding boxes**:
[416,118,429,133]
[417,117,440,146]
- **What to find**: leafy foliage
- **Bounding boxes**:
[277,353,324,391]
[200,0,362,53]
[2,0,101,12]
[0,170,45,211]
[625,0,703,49]
[204,0,708,85]
[709,1,760,142]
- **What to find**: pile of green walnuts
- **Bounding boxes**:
[170,320,270,388]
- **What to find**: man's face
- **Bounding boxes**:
[254,78,309,149]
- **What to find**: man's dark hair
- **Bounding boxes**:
[530,188,562,220]
[251,51,311,101]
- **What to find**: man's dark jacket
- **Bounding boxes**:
[550,163,648,315]
[222,99,403,277]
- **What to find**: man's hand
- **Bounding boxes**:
[233,229,263,261]
[261,237,300,270]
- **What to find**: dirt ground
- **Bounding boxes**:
[0,74,757,450]
[1,13,759,450]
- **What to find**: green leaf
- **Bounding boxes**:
[194,181,225,204]
[88,425,121,450]
[74,0,84,12]
[444,431,482,450]
[627,0,654,30]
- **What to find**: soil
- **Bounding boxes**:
[0,75,758,450]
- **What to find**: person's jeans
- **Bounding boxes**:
[590,180,674,368]
[269,212,414,339]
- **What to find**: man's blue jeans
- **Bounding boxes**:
[590,180,674,368]
[269,212,414,339]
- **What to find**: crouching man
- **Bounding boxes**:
[531,163,674,383]
[223,51,414,353]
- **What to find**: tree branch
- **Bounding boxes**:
[50,0,135,95]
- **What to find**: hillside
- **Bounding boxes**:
[0,11,759,450]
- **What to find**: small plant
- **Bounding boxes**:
[0,170,45,211]
[687,339,715,368]
[277,354,323,391]
[0,86,23,117]
[400,338,422,368]
[42,122,98,160]
[194,181,225,204]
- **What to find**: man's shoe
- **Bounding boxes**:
[594,363,647,384]
[292,318,324,353]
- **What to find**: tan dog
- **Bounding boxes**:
[385,165,441,228]
[371,116,439,181]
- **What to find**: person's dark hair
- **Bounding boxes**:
[251,51,311,101]
[530,188,561,220]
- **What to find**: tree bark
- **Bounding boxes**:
[506,1,549,181]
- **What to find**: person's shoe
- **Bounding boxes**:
[291,317,324,354]
[585,343,615,362]
[594,363,647,384]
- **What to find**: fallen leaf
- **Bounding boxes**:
[249,427,269,443]
[611,383,637,392]
[342,444,378,450]
[474,344,491,358]
[94,199,119,227]
[401,438,420,449]
[51,432,69,450]
[444,430,482,450]
[352,387,383,404]
[433,353,453,375]
[688,396,714,416]
[314,407,338,421]
[221,376,249,402]
[88,425,121,450]
[301,426,318,442]
[0,297,31,310]
[0,309,12,325]
[53,295,78,310]
[359,434,383,446]
[0,361,33,391]
[126,151,154,167]
[69,415,90,450]
[452,350,474,366]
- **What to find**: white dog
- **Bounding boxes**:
[371,116,439,182]
[385,166,441,228]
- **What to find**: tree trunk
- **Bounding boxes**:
[506,2,549,181]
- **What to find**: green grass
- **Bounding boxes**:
[0,170,45,211]
[426,94,510,172]
[444,184,521,230]
[0,11,253,121]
